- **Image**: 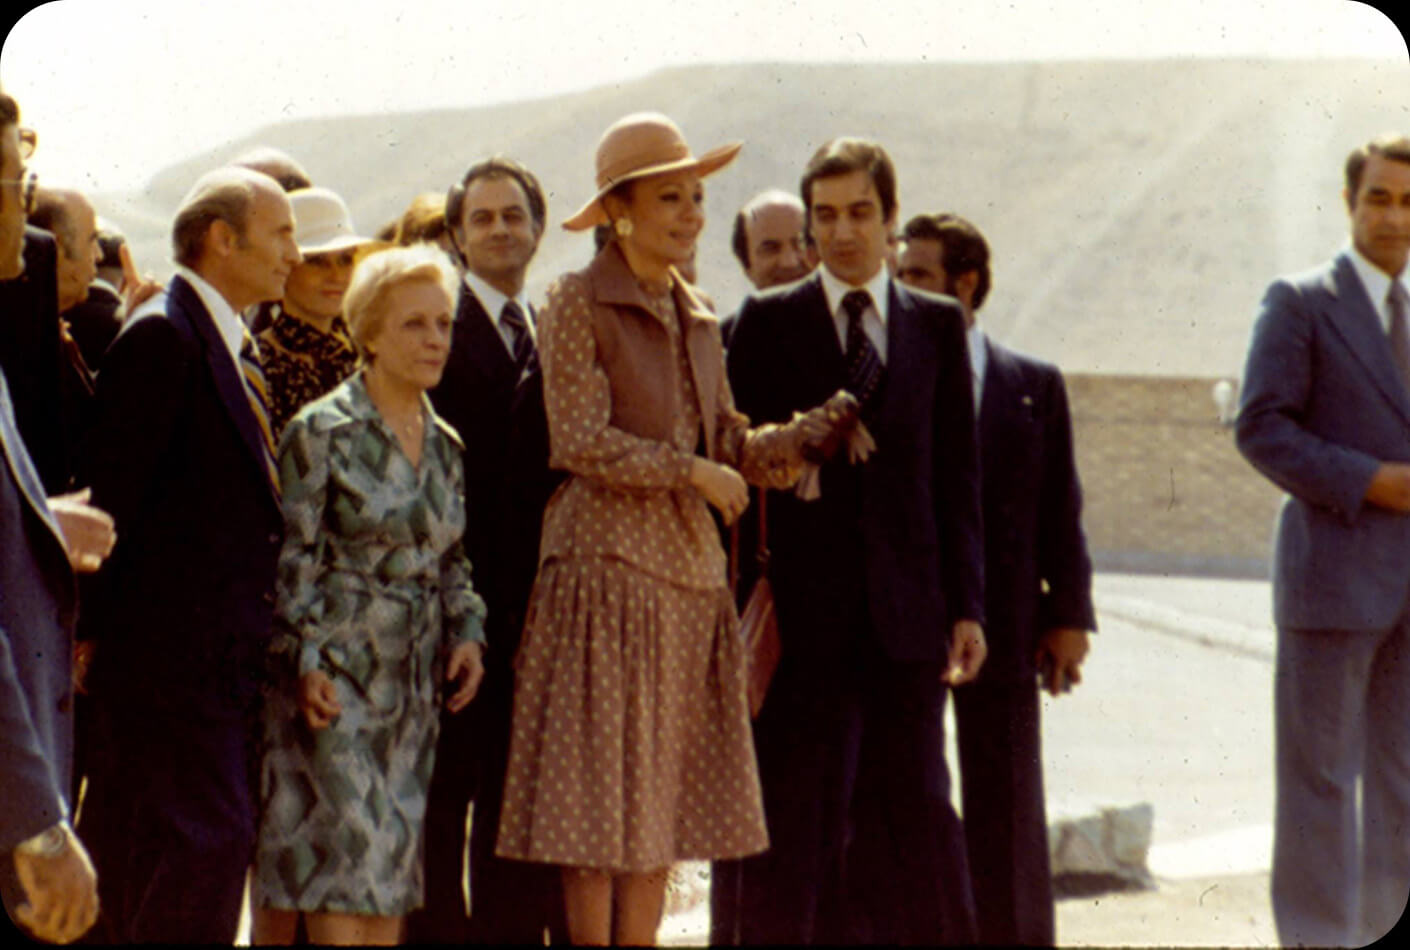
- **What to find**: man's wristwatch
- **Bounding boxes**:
[15,822,69,858]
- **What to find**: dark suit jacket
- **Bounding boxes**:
[1237,251,1410,632]
[0,365,78,851]
[976,339,1096,683]
[429,287,532,655]
[727,273,984,661]
[0,229,74,493]
[80,275,283,719]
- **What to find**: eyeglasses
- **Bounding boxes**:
[17,128,36,161]
[0,169,39,216]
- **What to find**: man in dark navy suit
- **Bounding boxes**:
[897,212,1096,946]
[77,166,299,943]
[411,156,562,945]
[1237,133,1410,947]
[725,138,986,945]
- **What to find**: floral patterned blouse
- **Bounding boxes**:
[256,303,359,440]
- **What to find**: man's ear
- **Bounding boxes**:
[1344,186,1356,214]
[207,218,236,258]
[955,270,981,308]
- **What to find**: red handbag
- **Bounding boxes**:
[731,491,780,718]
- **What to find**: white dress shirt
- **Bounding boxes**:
[462,270,535,359]
[818,265,891,363]
[176,265,247,376]
[1346,242,1410,335]
[967,322,988,413]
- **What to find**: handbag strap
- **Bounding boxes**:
[728,488,771,597]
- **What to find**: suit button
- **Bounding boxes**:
[268,533,280,545]
[262,591,275,605]
[57,694,72,714]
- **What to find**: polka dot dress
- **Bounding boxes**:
[495,266,771,872]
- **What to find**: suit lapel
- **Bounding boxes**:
[0,373,69,561]
[168,277,280,505]
[1321,254,1410,426]
[454,290,517,387]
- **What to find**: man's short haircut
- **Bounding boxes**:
[28,189,81,260]
[171,167,273,268]
[231,146,312,193]
[445,156,547,234]
[800,138,898,224]
[901,212,992,310]
[1345,134,1410,206]
[0,93,18,131]
[731,208,750,270]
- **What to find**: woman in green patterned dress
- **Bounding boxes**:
[251,245,487,946]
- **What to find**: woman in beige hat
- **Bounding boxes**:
[494,112,843,944]
[254,186,385,438]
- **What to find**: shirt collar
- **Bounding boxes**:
[818,263,891,327]
[463,270,534,338]
[176,265,246,360]
[1346,242,1409,334]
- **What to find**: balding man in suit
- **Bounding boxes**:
[78,166,299,943]
[1236,132,1410,947]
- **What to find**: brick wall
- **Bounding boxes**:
[1065,374,1282,578]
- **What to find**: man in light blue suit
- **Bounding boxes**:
[1236,132,1410,947]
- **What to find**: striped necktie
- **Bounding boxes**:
[842,290,885,420]
[240,330,281,495]
[501,301,535,373]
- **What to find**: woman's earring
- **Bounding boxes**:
[614,217,633,239]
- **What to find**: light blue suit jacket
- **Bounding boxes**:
[1236,251,1410,632]
[0,365,77,851]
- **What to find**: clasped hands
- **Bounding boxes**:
[298,641,486,729]
[690,391,877,521]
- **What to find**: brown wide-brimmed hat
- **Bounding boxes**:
[562,112,742,232]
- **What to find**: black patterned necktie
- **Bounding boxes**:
[1390,281,1410,394]
[240,330,281,495]
[501,301,535,373]
[842,290,885,418]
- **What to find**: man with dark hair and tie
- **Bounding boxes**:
[76,166,299,943]
[724,137,986,945]
[1236,132,1410,948]
[896,211,1096,946]
[410,155,562,944]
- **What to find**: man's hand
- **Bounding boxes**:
[1366,462,1410,513]
[47,489,116,573]
[117,241,161,315]
[298,671,342,730]
[1036,627,1090,696]
[11,825,99,944]
[445,641,486,713]
[944,619,987,685]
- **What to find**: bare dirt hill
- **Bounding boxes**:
[97,57,1409,376]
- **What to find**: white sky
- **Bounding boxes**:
[1,0,1405,194]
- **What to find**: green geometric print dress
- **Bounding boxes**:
[252,372,487,916]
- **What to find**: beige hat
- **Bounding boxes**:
[288,187,379,255]
[562,112,741,232]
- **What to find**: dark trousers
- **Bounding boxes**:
[78,706,255,944]
[407,666,563,944]
[1273,619,1410,947]
[953,678,1054,945]
[731,640,976,945]
[406,700,479,944]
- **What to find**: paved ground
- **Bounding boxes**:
[659,571,1286,946]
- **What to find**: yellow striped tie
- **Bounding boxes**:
[240,330,281,495]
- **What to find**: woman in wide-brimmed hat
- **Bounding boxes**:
[493,112,844,944]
